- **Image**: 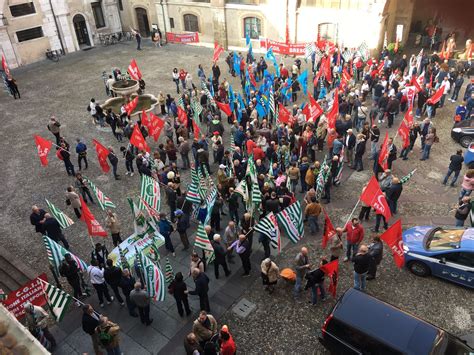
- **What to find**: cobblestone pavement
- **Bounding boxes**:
[0,40,472,354]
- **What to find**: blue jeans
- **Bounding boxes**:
[421,144,432,160]
[455,218,465,227]
[443,169,460,185]
[459,188,472,200]
[294,274,303,297]
[107,346,122,355]
[311,283,326,304]
[374,214,388,232]
[308,215,319,234]
[354,271,367,291]
[346,242,359,260]
[451,87,461,101]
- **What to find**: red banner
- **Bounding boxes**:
[34,135,53,166]
[380,219,405,268]
[1,274,47,320]
[259,38,308,56]
[360,176,392,221]
[166,32,199,44]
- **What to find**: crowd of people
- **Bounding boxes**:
[24,32,474,354]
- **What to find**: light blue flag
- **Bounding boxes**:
[209,73,214,97]
[233,52,241,76]
[246,33,251,46]
[297,70,308,95]
[265,48,280,77]
[229,85,235,112]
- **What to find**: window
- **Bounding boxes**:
[10,2,36,17]
[16,26,43,42]
[243,17,261,39]
[318,23,336,41]
[183,14,199,32]
[170,18,175,29]
[425,228,463,251]
[118,0,123,11]
[435,252,474,267]
[91,2,105,28]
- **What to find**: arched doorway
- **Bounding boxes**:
[135,8,150,37]
[73,14,91,47]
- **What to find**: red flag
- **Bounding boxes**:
[360,176,391,221]
[216,100,232,116]
[397,119,410,149]
[141,109,150,129]
[124,97,138,116]
[377,132,389,171]
[80,196,107,237]
[34,135,53,166]
[323,56,332,83]
[326,89,339,130]
[411,74,423,93]
[148,113,164,141]
[322,209,336,249]
[1,54,10,77]
[177,106,188,125]
[404,105,414,126]
[127,59,142,80]
[377,61,384,75]
[320,259,339,298]
[340,68,351,90]
[213,42,224,62]
[248,67,257,87]
[278,103,291,124]
[92,139,110,173]
[192,120,201,140]
[130,124,150,152]
[380,219,404,268]
[427,85,445,105]
[303,92,323,122]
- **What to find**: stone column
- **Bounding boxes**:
[210,0,227,49]
[0,22,19,68]
[103,0,122,32]
[51,0,75,53]
[154,0,170,36]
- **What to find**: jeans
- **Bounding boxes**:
[421,144,432,160]
[354,271,367,291]
[291,179,298,193]
[311,283,326,304]
[370,141,378,159]
[106,346,122,355]
[346,242,359,260]
[64,159,75,176]
[294,274,303,297]
[455,218,465,227]
[92,283,112,304]
[353,156,363,171]
[459,188,472,200]
[78,155,88,170]
[300,176,307,192]
[443,169,460,186]
[400,147,410,159]
[439,94,447,108]
[451,87,461,101]
[173,79,180,93]
[81,188,94,204]
[374,214,388,232]
[308,215,319,234]
[181,153,190,169]
[125,160,134,173]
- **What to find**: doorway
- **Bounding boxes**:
[135,8,150,37]
[73,14,91,47]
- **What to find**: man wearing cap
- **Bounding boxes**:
[211,234,231,279]
[24,302,56,349]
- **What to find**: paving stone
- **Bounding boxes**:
[127,322,170,353]
[53,341,80,355]
[149,308,188,338]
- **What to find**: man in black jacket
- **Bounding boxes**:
[211,234,231,279]
[81,304,101,354]
[369,124,380,160]
[385,177,403,215]
[386,95,400,128]
[353,244,371,292]
[104,259,125,306]
[59,143,75,176]
[108,147,120,180]
[367,236,383,280]
[119,269,138,317]
[43,213,69,249]
[187,269,210,312]
[265,192,280,214]
[443,149,464,187]
[387,138,397,169]
[228,188,240,224]
[305,258,328,305]
[344,129,356,167]
[59,254,83,298]
[30,205,46,234]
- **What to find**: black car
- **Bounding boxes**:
[452,118,474,148]
[319,288,474,354]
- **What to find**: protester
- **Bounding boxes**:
[104,259,125,306]
[169,272,192,317]
[343,218,364,262]
[454,196,471,227]
[105,210,122,246]
[305,258,328,305]
[228,234,251,277]
[187,268,211,312]
[353,244,371,292]
[130,282,153,325]
[260,258,279,293]
[96,316,121,354]
[87,259,114,307]
[211,234,231,279]
[120,269,138,317]
[329,228,344,261]
[59,253,85,298]
[367,235,383,280]
[443,150,464,187]
[192,311,218,349]
[30,205,46,234]
[220,325,237,355]
[24,302,56,350]
[293,247,311,298]
[43,213,70,249]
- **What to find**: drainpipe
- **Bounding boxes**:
[160,0,168,44]
[48,0,65,54]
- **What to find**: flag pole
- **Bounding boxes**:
[344,199,361,227]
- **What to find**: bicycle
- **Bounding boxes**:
[45,49,60,62]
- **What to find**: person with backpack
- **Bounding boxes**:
[168,272,191,317]
[96,316,121,354]
[81,304,102,355]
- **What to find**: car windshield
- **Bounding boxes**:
[425,228,463,251]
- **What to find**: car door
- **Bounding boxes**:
[433,252,474,287]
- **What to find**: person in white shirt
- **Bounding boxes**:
[87,259,114,307]
[440,76,451,108]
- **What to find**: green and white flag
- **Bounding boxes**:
[139,175,161,212]
[164,258,174,284]
[276,201,304,243]
[315,160,330,200]
[186,182,201,204]
[194,222,214,251]
[230,132,236,155]
[137,250,166,301]
[83,178,116,210]
[177,96,185,109]
[254,212,281,252]
[41,281,72,322]
[43,235,88,274]
[245,155,257,183]
[45,199,74,229]
[128,198,147,234]
[191,99,203,122]
[191,164,199,185]
[252,181,262,206]
[234,179,249,202]
[200,80,216,107]
[400,169,417,184]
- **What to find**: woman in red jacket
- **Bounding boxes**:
[220,325,236,355]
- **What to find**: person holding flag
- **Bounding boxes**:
[24,302,57,350]
[304,258,328,305]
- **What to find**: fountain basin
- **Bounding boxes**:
[101,94,158,117]
[111,79,140,96]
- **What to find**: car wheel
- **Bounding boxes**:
[460,136,472,148]
[408,261,431,277]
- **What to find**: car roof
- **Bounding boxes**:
[332,289,439,354]
[461,228,474,249]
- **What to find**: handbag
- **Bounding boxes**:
[66,199,71,206]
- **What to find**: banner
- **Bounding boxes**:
[259,38,309,56]
[109,227,165,267]
[1,274,47,319]
[166,32,199,44]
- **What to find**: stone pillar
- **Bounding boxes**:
[0,23,19,68]
[103,0,122,32]
[37,0,63,51]
[210,0,227,49]
[51,0,75,53]
[288,0,297,43]
[154,0,170,36]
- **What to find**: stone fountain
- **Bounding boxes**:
[101,79,158,117]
